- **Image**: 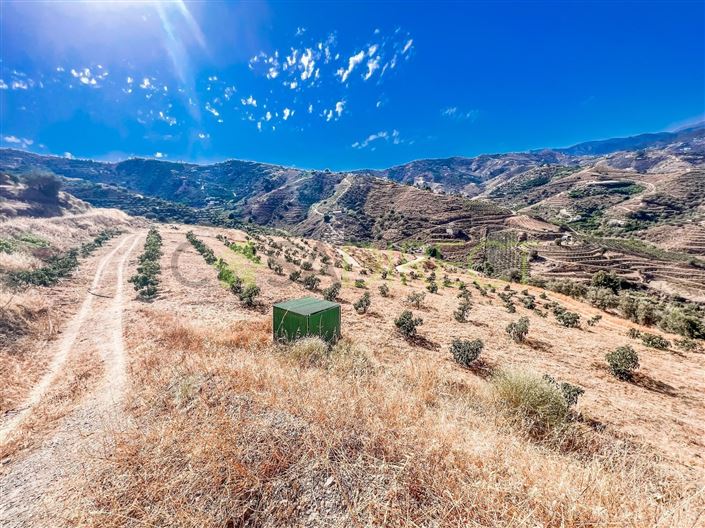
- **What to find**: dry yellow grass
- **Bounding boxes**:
[56,226,704,527]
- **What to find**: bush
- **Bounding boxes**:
[229,276,244,296]
[378,283,390,297]
[493,368,570,435]
[186,231,216,264]
[543,375,584,406]
[674,338,700,353]
[426,280,438,294]
[450,338,483,367]
[587,314,602,327]
[640,332,670,350]
[395,310,423,339]
[289,270,301,282]
[354,278,366,288]
[606,345,639,380]
[303,275,321,291]
[129,227,162,301]
[353,292,371,314]
[322,282,341,301]
[454,299,471,322]
[301,261,313,271]
[273,264,283,275]
[586,287,619,310]
[627,328,641,339]
[555,310,580,328]
[506,316,530,343]
[239,284,260,307]
[406,291,425,308]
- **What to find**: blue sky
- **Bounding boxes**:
[1,1,703,170]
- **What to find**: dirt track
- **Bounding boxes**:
[0,231,142,527]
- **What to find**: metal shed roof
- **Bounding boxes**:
[273,297,340,316]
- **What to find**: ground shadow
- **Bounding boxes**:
[409,334,440,351]
[525,337,552,352]
[631,372,678,397]
[464,358,496,380]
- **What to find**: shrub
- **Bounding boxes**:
[406,291,425,308]
[381,270,388,280]
[303,275,321,291]
[322,282,341,302]
[353,292,371,314]
[506,316,530,343]
[555,310,580,328]
[301,261,313,271]
[395,310,423,339]
[426,280,438,294]
[129,227,162,301]
[450,338,483,367]
[454,299,471,322]
[543,375,584,406]
[640,332,670,350]
[229,276,244,296]
[238,284,260,307]
[493,368,570,435]
[674,338,700,353]
[354,278,366,288]
[267,257,276,269]
[587,314,602,327]
[606,345,639,380]
[289,270,301,282]
[273,264,283,275]
[586,287,619,310]
[378,283,390,297]
[521,295,536,310]
[627,328,641,339]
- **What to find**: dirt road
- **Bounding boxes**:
[0,231,142,527]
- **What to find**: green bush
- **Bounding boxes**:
[640,332,670,350]
[303,275,321,291]
[395,310,423,339]
[426,280,438,294]
[542,375,584,406]
[406,291,425,308]
[289,270,301,282]
[606,345,639,380]
[354,278,366,288]
[587,314,602,327]
[239,284,260,307]
[353,292,371,314]
[506,316,530,343]
[627,328,641,339]
[493,368,570,435]
[450,338,483,367]
[378,283,390,297]
[322,282,341,301]
[454,299,471,322]
[301,261,313,271]
[555,310,580,328]
[129,227,163,301]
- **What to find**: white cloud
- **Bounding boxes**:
[2,135,34,148]
[300,48,315,80]
[334,100,344,117]
[282,108,293,120]
[295,26,306,36]
[126,76,134,84]
[352,129,404,149]
[364,56,380,81]
[198,132,209,139]
[11,80,28,90]
[241,95,257,107]
[154,152,166,158]
[205,102,220,117]
[441,107,479,122]
[139,77,151,89]
[208,75,218,81]
[402,39,414,54]
[64,152,73,159]
[289,81,298,89]
[265,111,272,121]
[257,121,262,131]
[0,80,7,90]
[337,50,365,83]
[308,104,313,114]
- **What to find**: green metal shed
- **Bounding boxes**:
[273,297,341,343]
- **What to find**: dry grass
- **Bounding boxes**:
[65,308,702,527]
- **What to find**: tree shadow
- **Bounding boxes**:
[630,372,678,397]
[525,337,552,352]
[464,358,497,380]
[408,334,440,351]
